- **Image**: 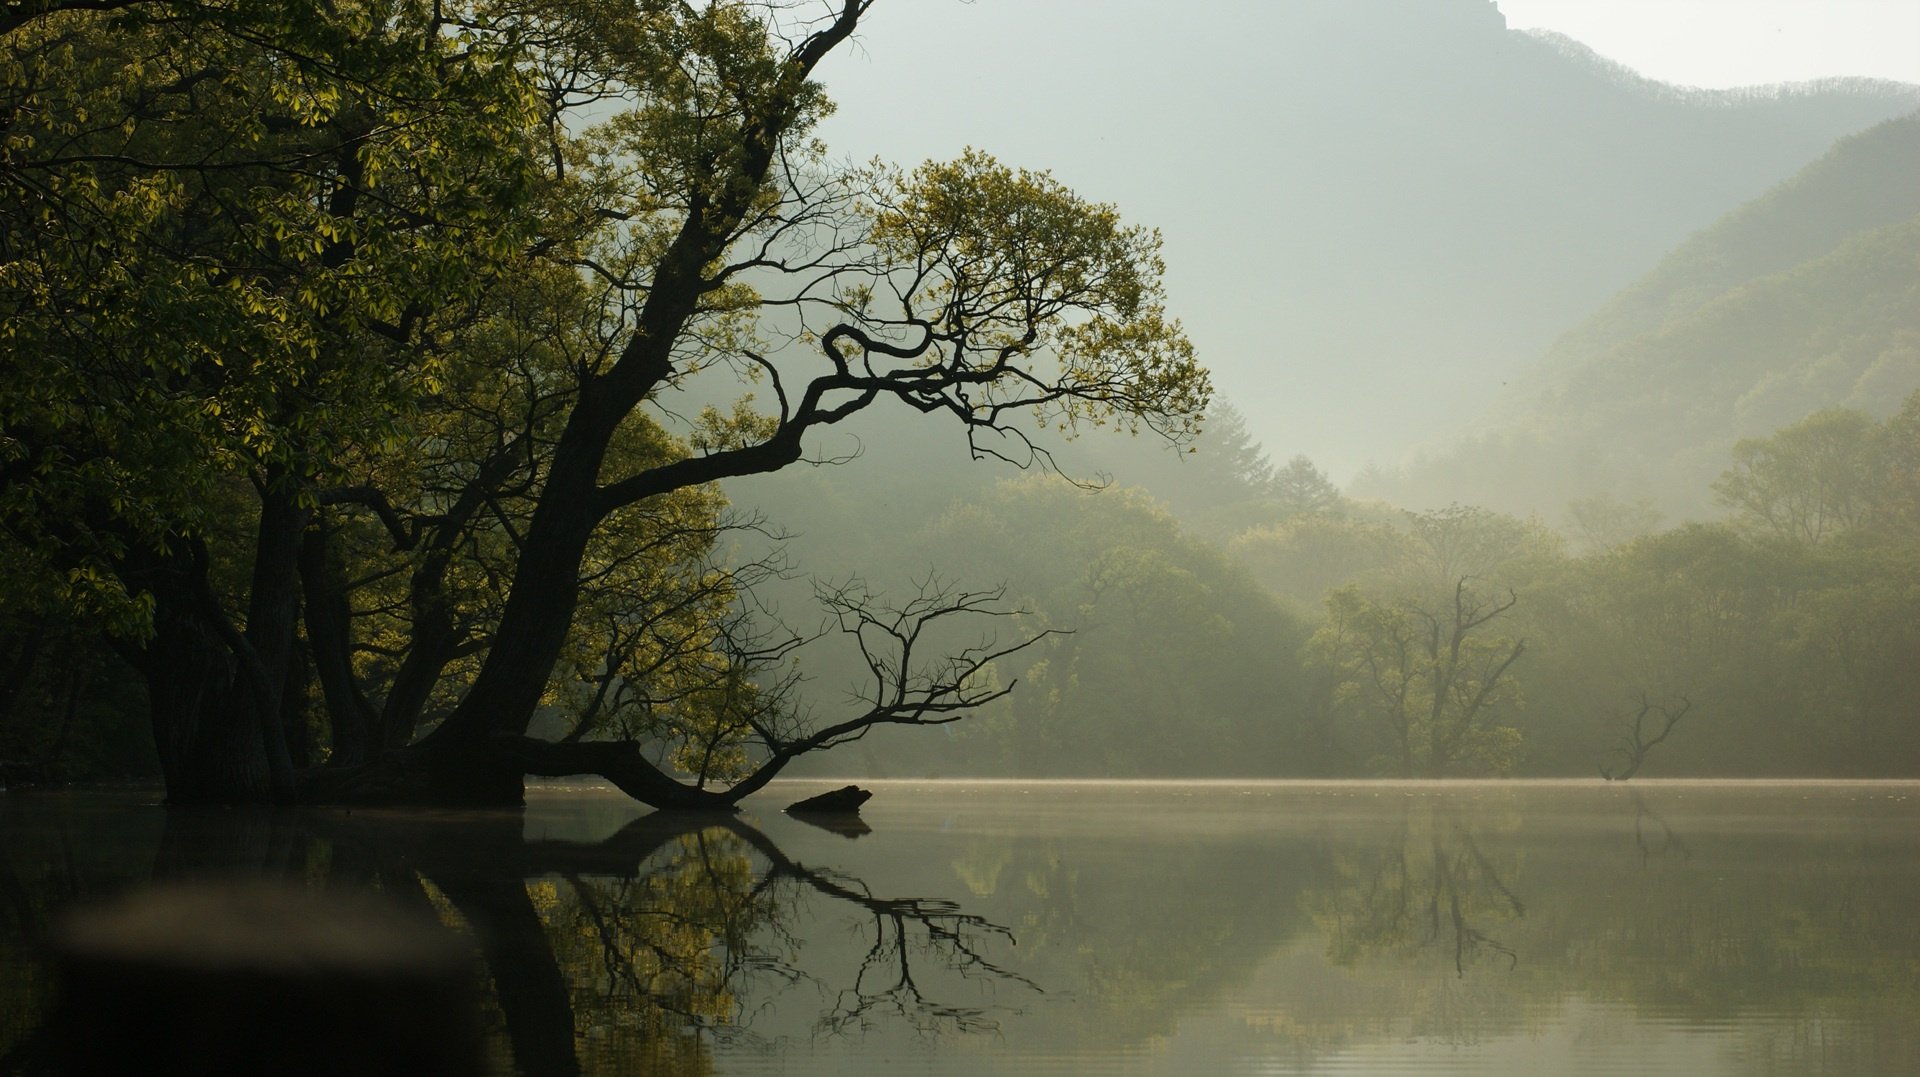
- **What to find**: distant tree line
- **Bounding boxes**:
[780,391,1920,779]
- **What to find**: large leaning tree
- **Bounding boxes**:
[1,1,1209,807]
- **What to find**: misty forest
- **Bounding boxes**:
[3,0,1918,1073]
[3,0,1916,799]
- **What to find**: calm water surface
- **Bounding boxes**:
[3,780,1917,1075]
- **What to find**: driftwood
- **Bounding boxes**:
[786,784,872,815]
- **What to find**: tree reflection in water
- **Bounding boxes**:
[11,786,1918,1073]
[329,811,1042,1074]
[1,804,1039,1076]
[1303,804,1525,977]
[1630,790,1692,865]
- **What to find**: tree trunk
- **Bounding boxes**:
[388,441,542,746]
[299,520,378,766]
[243,478,308,800]
[375,586,460,751]
[0,628,42,734]
[122,478,311,806]
[282,639,314,771]
[423,424,608,752]
[417,17,856,759]
[326,1,869,807]
[128,544,271,805]
[300,734,804,811]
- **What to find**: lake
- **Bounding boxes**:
[3,780,1917,1075]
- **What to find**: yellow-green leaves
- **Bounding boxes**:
[876,150,1153,317]
[1305,583,1527,777]
[689,398,777,455]
[861,149,1210,445]
[1,2,546,637]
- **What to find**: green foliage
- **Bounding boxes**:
[5,4,1916,792]
[1715,406,1890,544]
[1,2,542,632]
[1228,515,1409,609]
[1528,399,1920,775]
[1305,582,1526,777]
[1504,444,1920,776]
[1272,454,1343,518]
[1364,114,1920,519]
[1397,504,1560,596]
[3,1,1216,800]
[791,392,1920,781]
[1046,402,1338,540]
[1881,389,1920,530]
[1565,493,1664,553]
[1169,402,1281,519]
[915,477,1315,777]
[859,149,1208,443]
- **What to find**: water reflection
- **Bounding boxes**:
[1303,804,1524,976]
[1630,789,1692,865]
[5,783,1920,1075]
[0,797,1038,1075]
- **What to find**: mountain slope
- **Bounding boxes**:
[820,0,1920,474]
[1363,112,1920,518]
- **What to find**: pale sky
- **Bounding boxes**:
[1496,0,1920,88]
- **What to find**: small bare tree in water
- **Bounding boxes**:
[1599,694,1692,781]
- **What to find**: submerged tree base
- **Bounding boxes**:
[297,749,527,809]
[295,737,767,811]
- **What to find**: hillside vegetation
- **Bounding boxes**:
[1365,112,1920,519]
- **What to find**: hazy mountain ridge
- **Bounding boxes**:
[1517,111,1920,390]
[1362,110,1920,518]
[730,0,1920,569]
[1522,29,1917,105]
[1198,1,1920,471]
[818,0,1920,475]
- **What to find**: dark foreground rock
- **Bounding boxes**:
[54,880,483,1075]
